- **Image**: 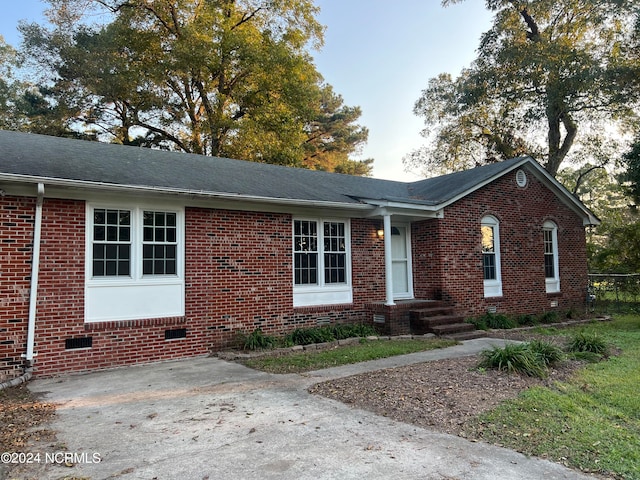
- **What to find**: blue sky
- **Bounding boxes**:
[0,0,493,181]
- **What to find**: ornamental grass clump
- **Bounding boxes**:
[527,339,564,366]
[567,331,610,357]
[479,342,548,378]
[240,328,277,350]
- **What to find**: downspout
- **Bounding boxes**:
[25,183,45,368]
[383,214,395,306]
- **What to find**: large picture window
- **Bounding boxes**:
[481,216,502,297]
[293,218,351,307]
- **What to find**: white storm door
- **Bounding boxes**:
[391,225,413,299]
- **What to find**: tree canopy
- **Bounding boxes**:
[406,0,640,177]
[14,0,372,173]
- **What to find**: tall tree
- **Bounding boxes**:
[19,0,372,173]
[406,0,640,177]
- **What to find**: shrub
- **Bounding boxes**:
[567,331,609,356]
[527,339,564,366]
[241,328,277,350]
[284,324,377,346]
[478,343,547,378]
[466,317,488,330]
[515,314,538,327]
[539,311,559,324]
[286,327,333,346]
[479,312,517,329]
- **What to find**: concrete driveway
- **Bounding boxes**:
[18,338,596,480]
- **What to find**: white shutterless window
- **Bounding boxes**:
[85,203,185,322]
[481,215,502,298]
[543,220,560,293]
[293,218,352,307]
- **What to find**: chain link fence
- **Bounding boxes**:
[588,274,640,314]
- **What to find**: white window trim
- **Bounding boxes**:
[85,202,185,322]
[543,220,560,293]
[293,217,352,307]
[482,215,503,298]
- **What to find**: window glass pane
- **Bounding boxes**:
[106,260,117,276]
[106,226,117,241]
[144,226,154,242]
[143,260,153,275]
[106,210,118,225]
[120,260,130,276]
[93,244,105,260]
[483,253,496,280]
[545,256,555,278]
[120,226,130,242]
[94,209,105,225]
[118,244,130,260]
[93,261,104,277]
[106,244,118,259]
[481,226,495,253]
[94,225,105,241]
[166,260,176,275]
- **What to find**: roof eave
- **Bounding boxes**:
[0,173,374,212]
[432,157,600,226]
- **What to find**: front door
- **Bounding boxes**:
[391,224,413,299]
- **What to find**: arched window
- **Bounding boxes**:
[543,221,560,293]
[481,216,502,297]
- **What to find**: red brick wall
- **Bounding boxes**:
[1,171,589,377]
[184,208,293,348]
[413,167,588,317]
[0,197,35,380]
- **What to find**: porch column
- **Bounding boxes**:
[383,214,395,306]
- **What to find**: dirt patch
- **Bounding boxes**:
[309,331,586,438]
[0,383,56,453]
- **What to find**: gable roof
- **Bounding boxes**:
[0,130,598,224]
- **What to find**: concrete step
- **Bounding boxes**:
[411,314,466,328]
[442,330,488,341]
[410,306,456,319]
[429,322,477,336]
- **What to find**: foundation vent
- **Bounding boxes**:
[165,328,187,340]
[65,337,93,350]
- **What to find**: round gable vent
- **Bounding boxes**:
[516,169,527,187]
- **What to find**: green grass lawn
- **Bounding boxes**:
[470,315,640,479]
[241,338,458,374]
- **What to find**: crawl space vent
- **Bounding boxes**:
[65,337,93,349]
[165,328,187,340]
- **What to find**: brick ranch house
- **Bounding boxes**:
[0,130,598,378]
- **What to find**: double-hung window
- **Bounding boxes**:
[92,209,131,277]
[86,203,184,322]
[293,218,351,307]
[481,216,502,297]
[543,221,560,293]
